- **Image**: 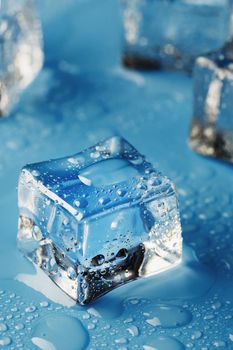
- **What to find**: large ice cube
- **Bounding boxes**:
[17,137,182,304]
[121,0,232,70]
[189,56,233,163]
[0,0,43,116]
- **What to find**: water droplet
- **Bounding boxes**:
[0,324,7,333]
[212,340,226,348]
[117,189,126,197]
[143,304,192,328]
[99,197,110,205]
[31,314,89,350]
[143,336,185,350]
[191,331,202,340]
[0,336,11,346]
[116,248,128,259]
[87,323,95,330]
[90,151,100,159]
[78,175,92,186]
[40,301,49,308]
[32,170,40,177]
[211,301,222,310]
[74,198,88,208]
[15,324,24,331]
[25,305,36,313]
[115,337,128,344]
[127,325,139,337]
[67,267,77,280]
[91,254,105,266]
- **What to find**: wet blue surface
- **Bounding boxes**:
[0,1,233,349]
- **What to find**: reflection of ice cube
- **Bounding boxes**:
[189,56,233,163]
[18,136,182,304]
[121,0,232,70]
[0,0,43,116]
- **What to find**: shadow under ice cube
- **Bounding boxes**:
[189,56,233,163]
[0,0,43,116]
[121,0,232,70]
[18,137,182,304]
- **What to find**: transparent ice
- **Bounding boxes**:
[189,56,233,163]
[18,137,182,304]
[121,0,232,70]
[0,0,43,116]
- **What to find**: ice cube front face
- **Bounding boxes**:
[189,56,233,163]
[18,137,182,304]
[121,0,232,70]
[0,0,43,116]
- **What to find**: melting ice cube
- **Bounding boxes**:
[189,56,233,163]
[18,137,182,304]
[121,0,232,70]
[0,0,43,116]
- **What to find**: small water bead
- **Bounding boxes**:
[87,323,95,330]
[15,324,24,331]
[90,151,100,159]
[67,266,77,280]
[39,301,49,308]
[0,337,11,346]
[191,330,203,340]
[25,306,36,313]
[127,325,139,337]
[115,338,128,344]
[129,155,143,165]
[0,324,7,332]
[212,340,227,348]
[67,157,84,165]
[73,198,88,208]
[98,197,110,205]
[32,170,40,177]
[211,302,222,310]
[117,189,126,197]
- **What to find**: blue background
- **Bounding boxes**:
[0,1,233,349]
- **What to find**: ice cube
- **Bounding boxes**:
[17,136,182,304]
[0,0,43,116]
[189,56,233,163]
[121,0,232,70]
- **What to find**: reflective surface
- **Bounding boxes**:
[0,1,232,349]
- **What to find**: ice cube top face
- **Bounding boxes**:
[189,56,233,163]
[0,0,43,116]
[121,0,232,70]
[18,137,182,304]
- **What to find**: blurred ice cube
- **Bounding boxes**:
[0,0,43,116]
[189,56,233,162]
[121,0,232,71]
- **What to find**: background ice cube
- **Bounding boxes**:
[189,56,233,162]
[0,0,43,115]
[122,0,232,70]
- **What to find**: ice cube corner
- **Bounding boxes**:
[17,136,182,304]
